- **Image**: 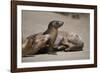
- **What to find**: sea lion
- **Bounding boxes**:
[22,34,50,57]
[36,31,84,54]
[43,20,64,54]
[22,20,84,56]
[53,31,84,52]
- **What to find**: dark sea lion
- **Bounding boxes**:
[43,20,64,54]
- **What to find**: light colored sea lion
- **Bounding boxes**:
[53,31,84,52]
[36,31,84,54]
[36,20,84,54]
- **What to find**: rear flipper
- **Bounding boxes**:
[64,42,84,52]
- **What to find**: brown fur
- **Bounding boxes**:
[22,34,50,57]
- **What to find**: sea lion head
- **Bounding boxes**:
[48,20,64,29]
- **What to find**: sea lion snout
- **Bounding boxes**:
[57,21,64,27]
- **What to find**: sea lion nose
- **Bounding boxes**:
[59,21,64,25]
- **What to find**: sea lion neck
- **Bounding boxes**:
[43,27,58,34]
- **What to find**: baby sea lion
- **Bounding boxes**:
[22,34,50,57]
[36,31,84,54]
[53,31,84,52]
[43,20,64,54]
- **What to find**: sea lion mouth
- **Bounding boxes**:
[58,21,64,27]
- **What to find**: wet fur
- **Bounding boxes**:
[22,34,50,57]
